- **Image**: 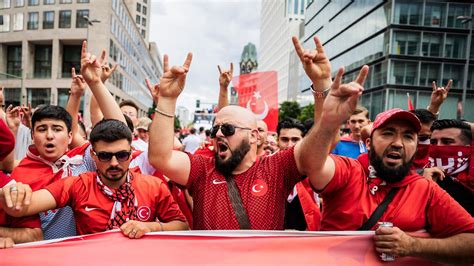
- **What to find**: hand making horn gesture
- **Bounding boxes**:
[428,79,452,112]
[292,36,331,89]
[80,40,103,86]
[322,65,369,125]
[158,53,193,99]
[218,63,234,89]
[145,78,160,105]
[71,67,87,97]
[98,49,119,83]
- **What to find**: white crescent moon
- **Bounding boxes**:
[246,100,269,120]
[252,184,262,193]
[138,207,149,220]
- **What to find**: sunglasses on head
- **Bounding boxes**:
[93,150,132,162]
[210,123,252,138]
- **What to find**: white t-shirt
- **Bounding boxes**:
[182,134,202,154]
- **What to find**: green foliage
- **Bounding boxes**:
[279,101,301,120]
[298,103,314,122]
[174,116,181,129]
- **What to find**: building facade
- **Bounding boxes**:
[259,0,307,103]
[0,0,162,125]
[300,0,474,121]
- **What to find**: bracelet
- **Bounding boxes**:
[155,107,174,118]
[310,85,331,99]
[426,105,439,117]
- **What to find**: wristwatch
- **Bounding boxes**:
[311,85,330,99]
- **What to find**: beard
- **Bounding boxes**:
[98,166,127,182]
[369,142,414,183]
[215,138,251,176]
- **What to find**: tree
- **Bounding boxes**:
[279,101,300,120]
[298,103,314,123]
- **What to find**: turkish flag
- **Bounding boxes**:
[232,72,278,132]
[406,93,414,111]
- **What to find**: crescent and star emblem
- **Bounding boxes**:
[137,206,151,221]
[246,91,269,120]
[251,179,268,197]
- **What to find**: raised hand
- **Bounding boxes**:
[145,78,160,105]
[292,36,331,89]
[70,67,87,96]
[428,80,452,113]
[322,66,369,125]
[159,53,193,99]
[20,103,32,129]
[80,40,103,86]
[5,105,21,132]
[98,49,119,83]
[218,63,234,89]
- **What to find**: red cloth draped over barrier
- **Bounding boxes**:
[1,231,438,265]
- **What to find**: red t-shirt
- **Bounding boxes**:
[187,147,301,230]
[0,118,15,161]
[320,155,474,238]
[45,170,187,235]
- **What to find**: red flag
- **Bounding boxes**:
[406,93,414,111]
[232,72,278,132]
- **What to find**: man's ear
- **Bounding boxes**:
[250,129,258,144]
[365,137,371,151]
[68,131,73,145]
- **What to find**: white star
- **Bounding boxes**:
[253,91,262,100]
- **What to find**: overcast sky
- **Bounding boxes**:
[149,0,261,115]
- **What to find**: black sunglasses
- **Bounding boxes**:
[210,123,252,138]
[93,150,132,162]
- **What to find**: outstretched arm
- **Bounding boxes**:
[297,65,369,190]
[0,227,43,246]
[66,68,88,148]
[217,63,233,111]
[148,53,193,186]
[0,183,57,217]
[89,59,119,127]
[427,80,451,115]
[80,42,125,124]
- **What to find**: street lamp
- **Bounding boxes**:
[457,15,473,119]
[82,16,101,43]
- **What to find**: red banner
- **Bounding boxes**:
[232,72,279,132]
[2,231,438,265]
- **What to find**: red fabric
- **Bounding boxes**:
[407,93,414,111]
[187,147,301,230]
[9,143,90,229]
[412,143,430,170]
[194,146,215,157]
[0,171,13,188]
[45,170,187,235]
[371,109,421,135]
[1,231,437,265]
[232,72,278,132]
[0,118,15,161]
[296,179,321,231]
[319,154,474,238]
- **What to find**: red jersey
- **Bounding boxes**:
[45,170,187,235]
[319,154,474,238]
[187,147,301,230]
[0,118,15,161]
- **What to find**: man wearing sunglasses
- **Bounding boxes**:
[147,36,334,230]
[1,119,188,238]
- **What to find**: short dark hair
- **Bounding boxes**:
[189,128,197,134]
[32,105,72,132]
[199,126,204,132]
[277,118,306,137]
[205,129,211,137]
[123,114,134,132]
[431,119,472,145]
[410,109,436,124]
[90,119,132,146]
[119,100,139,112]
[352,105,369,119]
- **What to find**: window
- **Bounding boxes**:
[445,34,466,59]
[0,14,10,32]
[142,17,146,26]
[390,60,418,85]
[76,9,89,28]
[34,45,52,78]
[4,88,21,107]
[7,45,22,77]
[447,4,470,28]
[77,0,89,3]
[424,3,445,27]
[59,10,71,28]
[28,0,38,5]
[443,64,463,88]
[394,2,421,25]
[15,0,24,7]
[44,0,54,4]
[59,0,71,3]
[28,12,38,29]
[419,63,441,86]
[422,33,442,57]
[136,2,141,12]
[62,45,81,77]
[43,11,54,29]
[0,0,11,9]
[136,15,140,24]
[13,13,23,31]
[141,29,145,38]
[392,31,420,55]
[27,88,50,107]
[143,0,147,3]
[142,6,147,15]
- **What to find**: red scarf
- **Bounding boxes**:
[429,144,474,193]
[412,144,430,170]
[96,173,138,230]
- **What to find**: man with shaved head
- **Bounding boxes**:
[148,36,334,230]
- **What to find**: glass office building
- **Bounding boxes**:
[301,0,474,120]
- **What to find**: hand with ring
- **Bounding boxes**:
[0,182,32,211]
[120,220,152,239]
